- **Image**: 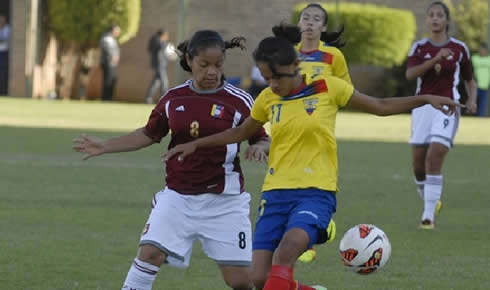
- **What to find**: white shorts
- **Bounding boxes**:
[410,104,460,148]
[139,187,252,268]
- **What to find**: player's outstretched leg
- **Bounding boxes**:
[298,219,336,263]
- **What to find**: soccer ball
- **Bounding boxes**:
[339,224,391,275]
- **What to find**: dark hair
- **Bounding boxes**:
[253,23,300,77]
[176,30,245,72]
[427,1,451,33]
[156,28,167,36]
[300,3,345,48]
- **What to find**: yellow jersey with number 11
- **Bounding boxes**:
[251,75,354,192]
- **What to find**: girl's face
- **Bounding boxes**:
[426,4,448,34]
[298,7,327,41]
[187,46,225,90]
[257,61,299,97]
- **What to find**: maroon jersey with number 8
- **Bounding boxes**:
[144,80,268,195]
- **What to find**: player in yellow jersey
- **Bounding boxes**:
[295,2,350,263]
[164,24,460,290]
[296,3,351,83]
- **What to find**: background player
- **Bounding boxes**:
[164,24,460,290]
[296,3,351,83]
[406,1,477,229]
[73,30,270,290]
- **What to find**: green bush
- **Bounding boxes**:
[445,0,488,52]
[47,0,141,47]
[292,2,416,67]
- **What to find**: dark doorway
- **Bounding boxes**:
[0,0,10,96]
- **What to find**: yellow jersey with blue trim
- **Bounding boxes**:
[251,75,354,192]
[295,41,351,84]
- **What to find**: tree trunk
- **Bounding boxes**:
[57,41,81,100]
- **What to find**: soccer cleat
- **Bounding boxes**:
[312,286,328,290]
[326,219,336,242]
[298,219,336,263]
[435,200,442,215]
[419,219,435,230]
[298,248,316,263]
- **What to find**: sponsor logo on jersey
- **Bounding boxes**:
[424,53,432,59]
[176,105,185,111]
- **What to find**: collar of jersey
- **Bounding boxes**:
[189,79,226,94]
[281,76,327,101]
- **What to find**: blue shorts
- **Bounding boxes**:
[252,188,337,251]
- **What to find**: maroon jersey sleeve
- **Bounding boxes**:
[407,42,423,68]
[143,94,170,142]
[459,43,473,81]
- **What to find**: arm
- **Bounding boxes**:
[347,90,460,116]
[463,78,478,114]
[163,117,264,162]
[406,48,453,80]
[72,128,154,160]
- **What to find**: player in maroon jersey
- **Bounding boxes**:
[406,1,477,229]
[73,30,269,290]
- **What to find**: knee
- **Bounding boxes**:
[137,244,166,267]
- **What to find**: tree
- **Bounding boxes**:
[444,0,488,52]
[47,0,140,99]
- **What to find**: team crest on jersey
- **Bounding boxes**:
[210,104,224,118]
[303,98,319,115]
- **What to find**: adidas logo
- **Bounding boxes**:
[176,105,185,111]
[424,53,431,59]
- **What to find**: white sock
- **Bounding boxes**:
[422,175,443,222]
[414,178,425,200]
[122,258,160,290]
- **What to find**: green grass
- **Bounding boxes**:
[1,97,490,289]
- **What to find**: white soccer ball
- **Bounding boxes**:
[339,224,391,275]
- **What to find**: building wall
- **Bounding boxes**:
[9,0,27,97]
[10,0,463,100]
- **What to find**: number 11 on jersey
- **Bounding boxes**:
[271,104,283,124]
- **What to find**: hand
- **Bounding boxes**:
[464,100,477,115]
[435,48,453,61]
[424,95,463,115]
[72,134,106,160]
[245,143,269,163]
[162,142,197,163]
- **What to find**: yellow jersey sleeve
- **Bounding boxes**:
[331,49,352,84]
[325,76,354,108]
[251,89,270,123]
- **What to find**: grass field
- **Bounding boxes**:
[1,97,489,290]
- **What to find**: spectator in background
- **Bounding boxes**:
[100,24,121,101]
[248,65,268,99]
[145,29,178,104]
[472,43,490,117]
[0,14,10,95]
